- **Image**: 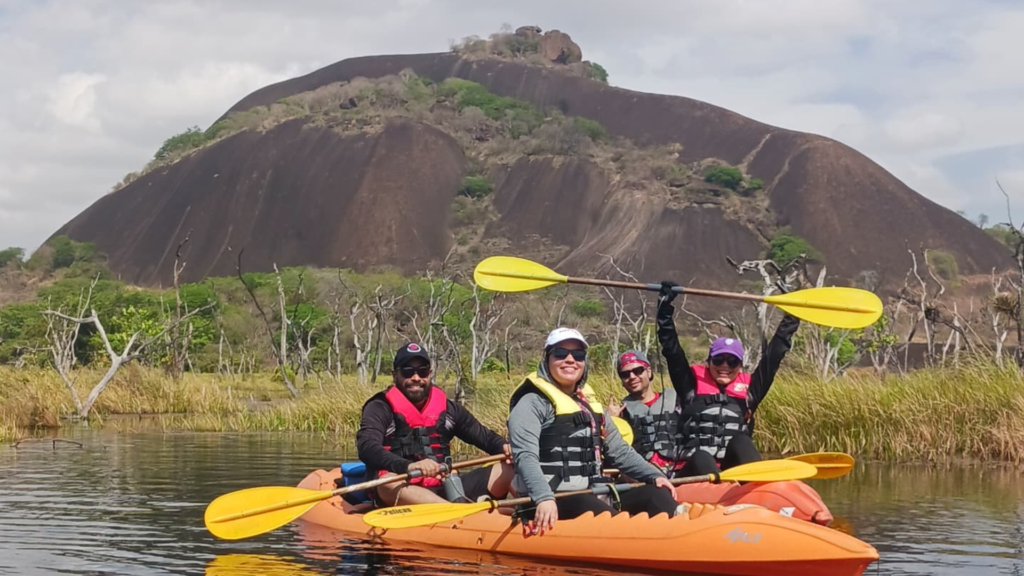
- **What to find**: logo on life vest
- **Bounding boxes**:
[733,382,749,393]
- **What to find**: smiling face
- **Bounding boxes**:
[618,362,651,395]
[394,357,432,405]
[708,354,742,385]
[546,339,587,392]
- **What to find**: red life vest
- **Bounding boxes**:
[381,385,451,487]
[679,365,752,461]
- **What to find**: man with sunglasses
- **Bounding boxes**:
[609,350,685,476]
[356,342,514,507]
[657,281,800,476]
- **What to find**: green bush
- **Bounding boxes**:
[438,79,543,137]
[584,62,609,84]
[42,236,100,271]
[746,178,764,191]
[572,117,608,142]
[0,247,24,268]
[926,250,959,282]
[458,175,493,199]
[767,233,823,267]
[154,126,210,161]
[986,224,1018,251]
[572,299,605,319]
[704,166,744,191]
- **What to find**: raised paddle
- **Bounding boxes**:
[204,454,505,540]
[473,256,883,329]
[361,458,817,530]
[602,451,855,480]
[786,452,855,480]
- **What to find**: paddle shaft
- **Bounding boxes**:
[564,276,873,313]
[475,473,723,512]
[210,453,505,523]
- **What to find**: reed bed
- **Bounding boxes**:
[3,363,1023,463]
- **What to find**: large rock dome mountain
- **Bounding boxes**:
[53,28,1007,293]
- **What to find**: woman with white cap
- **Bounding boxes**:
[657,281,800,477]
[507,327,679,536]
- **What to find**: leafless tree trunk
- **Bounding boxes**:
[469,282,505,379]
[42,277,99,414]
[232,248,299,397]
[42,302,213,419]
[169,230,192,379]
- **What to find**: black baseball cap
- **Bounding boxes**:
[393,342,430,370]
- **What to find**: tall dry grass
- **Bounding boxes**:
[3,363,1023,463]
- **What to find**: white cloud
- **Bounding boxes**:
[47,72,106,130]
[0,0,1022,253]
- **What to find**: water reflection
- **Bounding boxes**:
[2,428,1023,576]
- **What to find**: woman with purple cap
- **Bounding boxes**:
[657,281,800,477]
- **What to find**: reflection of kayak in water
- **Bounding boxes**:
[295,468,878,576]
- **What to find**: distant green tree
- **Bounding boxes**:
[704,166,744,191]
[926,250,959,282]
[572,117,608,142]
[0,247,24,268]
[154,126,210,161]
[768,233,823,267]
[588,62,609,83]
[572,299,605,318]
[458,175,493,199]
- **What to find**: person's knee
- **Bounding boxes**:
[375,475,405,502]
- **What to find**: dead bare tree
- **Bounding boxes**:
[42,276,99,415]
[997,180,1024,368]
[469,282,506,380]
[42,300,214,419]
[233,248,299,397]
[168,230,192,379]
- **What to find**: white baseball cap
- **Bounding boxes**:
[544,327,588,349]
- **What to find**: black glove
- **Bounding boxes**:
[658,280,680,307]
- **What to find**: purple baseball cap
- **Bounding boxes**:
[708,336,744,360]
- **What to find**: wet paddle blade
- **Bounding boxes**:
[204,486,329,540]
[362,500,494,530]
[718,459,818,482]
[787,452,855,479]
[473,256,568,293]
[764,287,883,329]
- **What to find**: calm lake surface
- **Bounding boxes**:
[1,428,1022,576]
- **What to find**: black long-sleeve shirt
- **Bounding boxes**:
[356,389,508,475]
[657,301,800,414]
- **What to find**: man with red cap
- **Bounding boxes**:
[609,350,685,476]
[656,281,800,476]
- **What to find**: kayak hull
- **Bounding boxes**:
[674,479,833,525]
[296,468,877,576]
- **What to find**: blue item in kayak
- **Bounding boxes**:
[340,461,372,505]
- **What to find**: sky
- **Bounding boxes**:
[1,0,1023,253]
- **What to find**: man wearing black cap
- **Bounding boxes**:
[356,342,514,506]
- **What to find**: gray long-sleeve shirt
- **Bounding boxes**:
[508,391,667,504]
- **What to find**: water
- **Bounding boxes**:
[1,428,1022,576]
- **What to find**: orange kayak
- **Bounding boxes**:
[296,468,878,576]
[674,480,833,526]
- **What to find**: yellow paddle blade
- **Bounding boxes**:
[764,286,883,329]
[473,256,568,293]
[787,452,855,480]
[610,416,634,446]
[362,500,494,530]
[204,486,330,540]
[718,458,818,482]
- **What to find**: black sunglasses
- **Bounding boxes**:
[398,365,431,378]
[710,355,742,369]
[550,347,587,362]
[618,366,646,379]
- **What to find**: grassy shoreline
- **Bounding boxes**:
[3,364,1023,464]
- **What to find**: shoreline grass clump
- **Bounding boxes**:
[4,362,1024,464]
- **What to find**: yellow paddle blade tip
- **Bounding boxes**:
[767,287,884,329]
[203,486,329,540]
[473,256,567,293]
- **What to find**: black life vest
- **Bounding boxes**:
[679,365,752,461]
[622,387,683,471]
[510,373,606,492]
